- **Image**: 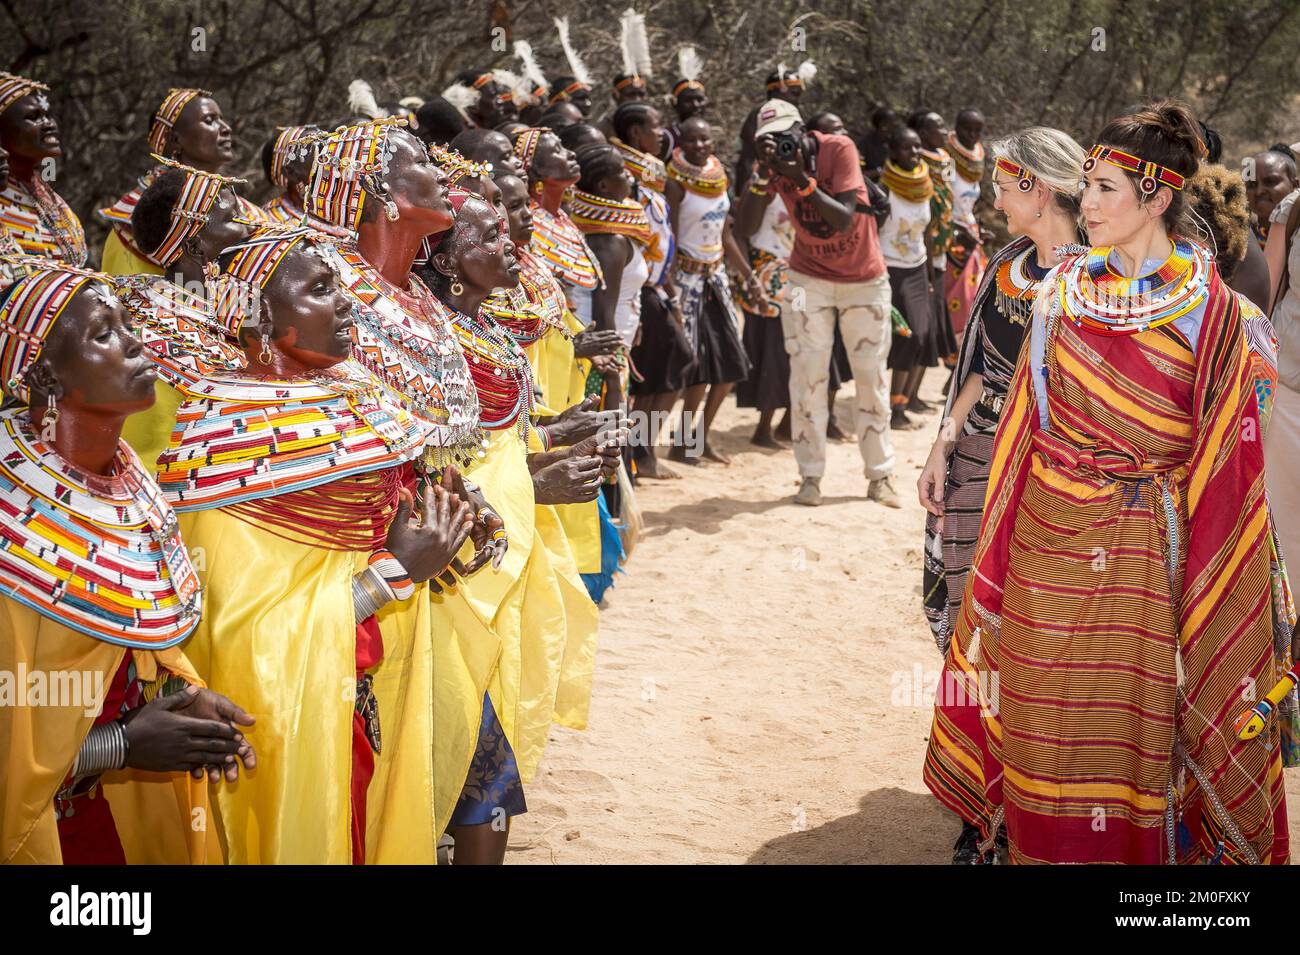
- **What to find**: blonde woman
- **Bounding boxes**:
[918,127,1085,863]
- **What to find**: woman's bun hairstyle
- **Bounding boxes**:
[1095,99,1204,233]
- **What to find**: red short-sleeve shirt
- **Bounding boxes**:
[772,131,886,284]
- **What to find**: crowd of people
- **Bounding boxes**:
[0,9,1297,866]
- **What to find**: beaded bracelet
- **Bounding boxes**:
[795,177,817,197]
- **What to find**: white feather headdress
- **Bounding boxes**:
[440,81,479,121]
[347,79,383,120]
[677,45,702,82]
[554,17,592,86]
[515,39,549,94]
[620,9,652,78]
[796,59,817,84]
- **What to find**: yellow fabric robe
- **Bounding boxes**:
[451,427,575,783]
[122,380,185,473]
[525,314,601,576]
[1,599,216,864]
[100,229,163,278]
[176,510,435,864]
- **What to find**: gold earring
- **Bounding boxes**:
[259,327,273,365]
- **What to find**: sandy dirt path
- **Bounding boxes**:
[509,379,1300,864]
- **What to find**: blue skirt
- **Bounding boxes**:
[448,693,528,826]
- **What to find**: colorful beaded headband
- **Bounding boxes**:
[0,72,49,116]
[429,143,492,183]
[994,157,1037,193]
[270,125,313,190]
[148,88,212,155]
[1084,144,1186,197]
[470,72,495,90]
[512,126,549,173]
[673,79,704,98]
[614,75,644,92]
[149,154,247,267]
[766,76,801,92]
[0,258,114,402]
[548,80,588,106]
[305,116,407,232]
[208,226,321,337]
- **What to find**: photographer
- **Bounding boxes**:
[735,99,898,508]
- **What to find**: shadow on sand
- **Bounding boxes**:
[747,787,957,864]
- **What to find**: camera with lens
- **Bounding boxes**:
[772,130,801,163]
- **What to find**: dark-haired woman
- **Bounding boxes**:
[0,73,86,265]
[879,125,936,432]
[557,122,606,156]
[612,102,693,478]
[100,89,265,275]
[0,260,254,864]
[115,160,253,470]
[305,120,525,856]
[940,102,1291,864]
[569,144,652,386]
[422,191,615,861]
[665,116,749,465]
[160,227,463,863]
[494,170,610,593]
[911,110,959,394]
[261,125,348,236]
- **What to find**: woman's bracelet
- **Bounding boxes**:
[72,719,129,778]
[352,550,415,623]
[794,177,818,197]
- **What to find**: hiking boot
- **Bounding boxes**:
[794,477,822,506]
[868,476,901,508]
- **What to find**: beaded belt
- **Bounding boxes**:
[673,251,723,275]
[979,389,1007,415]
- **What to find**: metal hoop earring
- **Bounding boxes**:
[259,327,273,366]
[450,277,465,296]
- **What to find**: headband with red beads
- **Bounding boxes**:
[1083,144,1185,197]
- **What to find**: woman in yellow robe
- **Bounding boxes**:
[306,120,522,862]
[99,88,265,276]
[157,227,474,864]
[0,261,254,864]
[0,73,87,266]
[420,189,615,837]
[109,157,253,468]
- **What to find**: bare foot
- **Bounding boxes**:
[702,442,731,465]
[908,396,935,415]
[750,430,783,450]
[667,444,701,466]
[638,454,681,479]
[774,415,792,441]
